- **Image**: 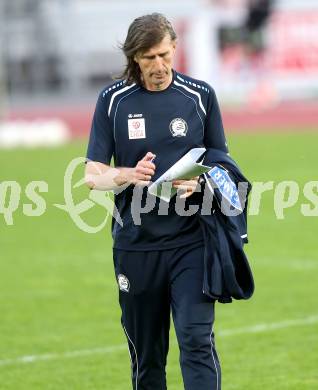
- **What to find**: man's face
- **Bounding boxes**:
[134,34,177,91]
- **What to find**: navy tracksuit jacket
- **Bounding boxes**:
[199,148,255,303]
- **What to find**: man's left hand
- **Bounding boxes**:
[172,177,199,199]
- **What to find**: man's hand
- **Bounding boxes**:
[124,152,156,186]
[85,153,156,190]
[172,177,199,199]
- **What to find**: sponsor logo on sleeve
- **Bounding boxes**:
[208,166,242,211]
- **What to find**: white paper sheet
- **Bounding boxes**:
[148,148,210,202]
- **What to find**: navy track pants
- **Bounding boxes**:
[113,242,221,390]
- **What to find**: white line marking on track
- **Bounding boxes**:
[218,314,318,337]
[0,314,317,368]
[255,258,318,270]
[0,345,127,368]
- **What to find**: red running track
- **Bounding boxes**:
[7,101,318,137]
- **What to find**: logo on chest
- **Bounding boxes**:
[169,118,188,137]
[128,115,146,139]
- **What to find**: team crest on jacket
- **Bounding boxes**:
[169,118,188,137]
[118,274,130,292]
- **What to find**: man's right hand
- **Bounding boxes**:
[85,152,156,190]
[121,152,156,186]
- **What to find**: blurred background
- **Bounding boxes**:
[1,0,318,142]
[0,1,317,389]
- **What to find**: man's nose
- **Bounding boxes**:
[154,56,164,69]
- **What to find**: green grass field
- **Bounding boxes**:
[1,132,318,389]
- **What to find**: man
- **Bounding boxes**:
[85,13,228,390]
